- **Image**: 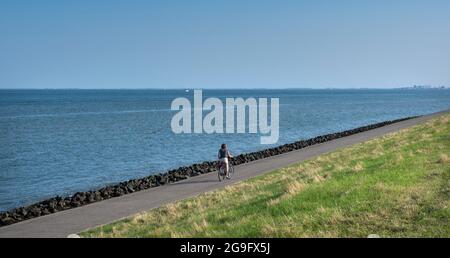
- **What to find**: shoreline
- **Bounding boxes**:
[0,115,417,227]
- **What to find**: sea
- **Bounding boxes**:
[1,88,449,212]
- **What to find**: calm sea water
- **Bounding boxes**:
[0,89,449,211]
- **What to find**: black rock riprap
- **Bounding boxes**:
[0,116,416,227]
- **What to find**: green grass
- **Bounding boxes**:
[81,114,450,238]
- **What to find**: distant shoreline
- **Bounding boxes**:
[1,87,449,90]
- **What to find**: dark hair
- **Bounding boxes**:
[221,143,227,149]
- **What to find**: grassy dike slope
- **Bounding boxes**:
[81,114,450,237]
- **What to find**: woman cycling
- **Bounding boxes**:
[218,143,233,178]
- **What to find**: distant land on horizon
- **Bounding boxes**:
[0,86,449,90]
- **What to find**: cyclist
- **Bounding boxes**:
[218,143,233,178]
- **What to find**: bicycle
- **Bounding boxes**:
[218,161,234,181]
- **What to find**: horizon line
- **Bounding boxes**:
[1,86,448,90]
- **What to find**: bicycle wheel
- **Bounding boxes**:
[218,166,225,181]
[227,164,234,179]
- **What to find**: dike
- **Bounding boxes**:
[0,116,416,227]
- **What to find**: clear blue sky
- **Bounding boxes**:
[1,0,449,89]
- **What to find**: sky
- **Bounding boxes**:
[0,0,449,89]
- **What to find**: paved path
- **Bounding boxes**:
[0,110,448,238]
